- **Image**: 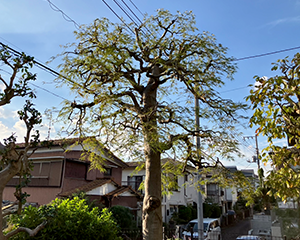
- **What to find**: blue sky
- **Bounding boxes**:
[1,0,300,172]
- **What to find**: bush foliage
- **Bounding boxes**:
[6,197,121,240]
[110,205,136,229]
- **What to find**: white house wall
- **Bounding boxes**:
[86,182,116,195]
[122,167,199,223]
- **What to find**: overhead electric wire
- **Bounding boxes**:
[0,66,70,102]
[113,0,140,28]
[234,46,300,61]
[128,0,145,17]
[119,0,153,36]
[46,0,80,30]
[113,0,149,37]
[120,0,143,25]
[0,42,82,90]
[102,0,135,34]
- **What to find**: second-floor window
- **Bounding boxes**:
[104,168,112,176]
[127,176,143,192]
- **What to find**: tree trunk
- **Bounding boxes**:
[142,135,162,240]
[142,67,162,240]
[0,189,4,240]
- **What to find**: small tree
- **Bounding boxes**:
[247,53,300,202]
[0,45,44,240]
[54,10,247,240]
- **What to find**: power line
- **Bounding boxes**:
[29,82,71,102]
[0,42,81,89]
[102,0,135,34]
[120,0,143,25]
[46,0,80,30]
[0,65,71,102]
[234,46,300,61]
[128,0,145,17]
[113,0,140,28]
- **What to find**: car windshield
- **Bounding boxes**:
[186,222,209,232]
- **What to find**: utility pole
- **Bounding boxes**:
[244,134,260,172]
[195,94,204,240]
[255,134,260,170]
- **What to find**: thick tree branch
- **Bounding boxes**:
[5,221,47,239]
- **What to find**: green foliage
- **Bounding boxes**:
[110,205,135,229]
[7,197,121,240]
[275,207,300,239]
[0,45,37,105]
[247,53,300,202]
[203,199,221,218]
[53,9,247,165]
[52,9,249,239]
[172,204,196,224]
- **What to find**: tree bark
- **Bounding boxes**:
[0,189,4,240]
[142,66,162,240]
[142,133,162,240]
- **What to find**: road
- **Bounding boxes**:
[222,218,251,240]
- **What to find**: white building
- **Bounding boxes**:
[122,160,200,223]
[122,161,240,223]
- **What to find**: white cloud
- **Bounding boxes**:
[0,107,18,120]
[0,118,55,143]
[0,119,26,142]
[263,16,300,29]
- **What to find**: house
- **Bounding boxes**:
[122,160,246,224]
[122,159,200,223]
[204,166,239,217]
[3,138,142,211]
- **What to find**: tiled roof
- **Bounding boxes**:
[125,158,195,171]
[15,137,129,168]
[16,137,85,148]
[59,178,119,197]
[126,161,143,167]
[105,186,143,199]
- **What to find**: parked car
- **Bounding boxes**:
[182,218,221,240]
[236,235,261,240]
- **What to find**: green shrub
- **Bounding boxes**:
[110,205,135,229]
[203,199,221,218]
[7,197,121,240]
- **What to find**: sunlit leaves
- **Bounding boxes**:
[247,53,300,202]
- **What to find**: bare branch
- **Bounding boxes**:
[5,221,47,239]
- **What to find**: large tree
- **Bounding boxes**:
[247,53,300,202]
[55,10,247,240]
[0,45,45,240]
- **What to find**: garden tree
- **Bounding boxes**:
[247,52,300,202]
[253,169,276,213]
[54,10,247,240]
[0,45,44,239]
[110,205,135,229]
[6,197,121,240]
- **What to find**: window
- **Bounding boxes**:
[167,174,179,191]
[104,168,112,176]
[7,160,63,187]
[127,176,143,191]
[184,174,188,196]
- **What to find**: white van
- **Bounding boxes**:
[182,218,221,240]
